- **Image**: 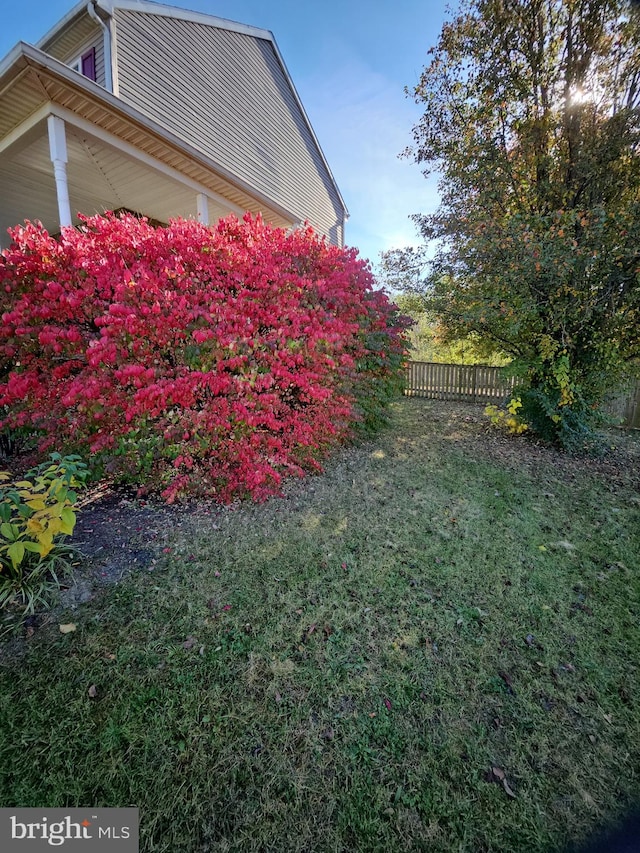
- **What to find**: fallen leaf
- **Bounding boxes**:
[88,684,98,698]
[580,789,598,810]
[383,698,392,711]
[182,636,198,650]
[492,766,516,798]
[59,623,77,634]
[502,778,517,799]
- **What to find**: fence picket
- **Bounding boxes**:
[403,361,640,427]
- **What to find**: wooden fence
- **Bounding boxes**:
[404,361,515,403]
[403,361,640,428]
[605,380,640,429]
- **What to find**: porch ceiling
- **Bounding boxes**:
[0,119,236,244]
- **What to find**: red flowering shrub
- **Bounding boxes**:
[0,213,408,502]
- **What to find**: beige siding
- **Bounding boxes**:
[112,9,345,244]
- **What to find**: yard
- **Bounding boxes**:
[1,398,639,852]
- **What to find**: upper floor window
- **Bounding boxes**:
[70,47,96,82]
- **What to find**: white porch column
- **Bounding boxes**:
[47,115,72,228]
[196,192,209,225]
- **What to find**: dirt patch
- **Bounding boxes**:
[62,484,223,602]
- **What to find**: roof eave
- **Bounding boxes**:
[36,0,93,51]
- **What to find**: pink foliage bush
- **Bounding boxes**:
[0,212,408,502]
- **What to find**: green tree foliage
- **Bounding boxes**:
[393,292,509,364]
[384,0,640,448]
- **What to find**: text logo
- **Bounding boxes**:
[1,809,138,851]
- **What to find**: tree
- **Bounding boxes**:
[385,0,640,448]
[393,292,508,364]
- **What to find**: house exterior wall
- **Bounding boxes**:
[111,9,345,244]
[40,14,108,88]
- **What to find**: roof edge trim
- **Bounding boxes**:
[101,0,273,41]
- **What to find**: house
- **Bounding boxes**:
[0,0,348,249]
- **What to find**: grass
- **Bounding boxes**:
[1,398,639,852]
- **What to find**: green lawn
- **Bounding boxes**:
[1,399,639,852]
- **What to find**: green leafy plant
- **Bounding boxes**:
[485,397,529,435]
[0,453,88,614]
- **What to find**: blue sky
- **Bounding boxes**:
[0,0,449,267]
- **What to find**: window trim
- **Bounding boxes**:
[69,46,96,82]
